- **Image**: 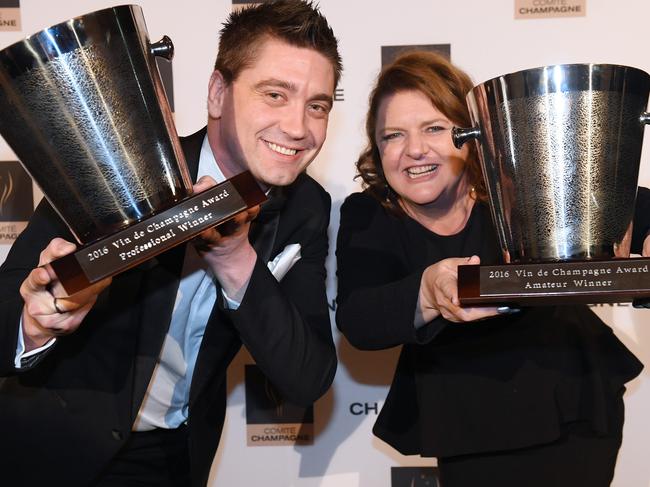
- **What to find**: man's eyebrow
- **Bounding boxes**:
[254,78,333,107]
[310,93,333,107]
[254,78,296,92]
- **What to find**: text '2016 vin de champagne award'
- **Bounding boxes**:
[0,5,266,295]
[452,63,650,305]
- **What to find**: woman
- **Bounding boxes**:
[335,51,649,486]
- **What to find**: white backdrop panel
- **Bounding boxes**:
[1,1,649,486]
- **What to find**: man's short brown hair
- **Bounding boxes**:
[214,0,342,87]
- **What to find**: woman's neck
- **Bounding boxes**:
[402,179,476,236]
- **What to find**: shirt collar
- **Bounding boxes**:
[198,134,226,183]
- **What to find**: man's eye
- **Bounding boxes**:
[309,103,330,115]
[267,92,283,100]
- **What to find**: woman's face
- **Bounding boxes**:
[375,89,469,213]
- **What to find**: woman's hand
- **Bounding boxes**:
[418,255,501,323]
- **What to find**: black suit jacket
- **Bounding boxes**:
[0,128,336,486]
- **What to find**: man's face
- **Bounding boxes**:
[207,38,335,187]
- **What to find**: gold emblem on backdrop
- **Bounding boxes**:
[244,364,314,446]
[515,0,586,19]
[0,0,20,31]
[0,162,33,244]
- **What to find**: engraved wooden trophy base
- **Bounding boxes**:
[458,257,650,306]
[48,171,266,296]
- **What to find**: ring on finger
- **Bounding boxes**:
[53,296,66,314]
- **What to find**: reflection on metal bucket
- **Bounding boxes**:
[453,64,650,263]
[0,5,190,244]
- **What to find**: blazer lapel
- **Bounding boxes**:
[250,186,286,264]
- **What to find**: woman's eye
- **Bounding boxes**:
[426,125,446,133]
[381,132,401,141]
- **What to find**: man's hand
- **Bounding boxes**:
[418,255,501,323]
[192,176,260,300]
[20,238,111,352]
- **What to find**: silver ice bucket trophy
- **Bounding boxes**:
[0,5,265,295]
[452,64,650,305]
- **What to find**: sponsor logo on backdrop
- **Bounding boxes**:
[245,364,314,446]
[515,0,586,19]
[382,44,451,66]
[156,58,175,112]
[392,467,439,487]
[334,88,344,102]
[0,161,33,243]
[349,402,379,415]
[0,0,20,31]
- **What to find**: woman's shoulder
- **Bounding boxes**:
[341,191,400,225]
[338,191,402,240]
[341,190,387,218]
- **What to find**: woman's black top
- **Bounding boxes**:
[335,190,648,458]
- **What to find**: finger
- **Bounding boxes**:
[39,306,90,336]
[39,238,77,267]
[22,266,54,295]
[439,303,465,323]
[643,235,650,257]
[440,278,461,307]
[433,286,460,320]
[193,175,217,194]
[56,276,112,311]
[245,205,261,222]
[458,306,502,322]
[215,212,250,237]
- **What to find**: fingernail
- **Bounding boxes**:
[497,306,521,314]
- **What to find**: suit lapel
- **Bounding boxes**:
[250,186,285,264]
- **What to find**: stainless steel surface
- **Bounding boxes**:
[451,126,481,149]
[455,64,650,263]
[0,5,191,244]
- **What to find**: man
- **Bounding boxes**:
[0,1,341,485]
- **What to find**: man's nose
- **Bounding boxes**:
[280,104,308,140]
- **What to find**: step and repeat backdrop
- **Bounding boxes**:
[1,1,650,486]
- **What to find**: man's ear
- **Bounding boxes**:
[207,70,227,119]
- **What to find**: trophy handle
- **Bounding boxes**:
[150,35,174,60]
[641,112,650,124]
[452,126,481,149]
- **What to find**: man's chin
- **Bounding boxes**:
[256,170,300,188]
